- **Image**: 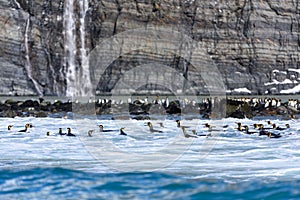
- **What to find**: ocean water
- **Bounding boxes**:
[0,116,300,199]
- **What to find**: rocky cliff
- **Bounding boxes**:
[1,0,300,96]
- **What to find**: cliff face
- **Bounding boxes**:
[1,0,300,96]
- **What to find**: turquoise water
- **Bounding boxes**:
[1,117,300,199]
[0,168,299,200]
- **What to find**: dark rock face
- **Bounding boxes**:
[1,0,300,96]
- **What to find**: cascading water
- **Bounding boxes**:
[63,0,77,97]
[64,0,93,97]
[79,0,93,96]
[24,16,43,96]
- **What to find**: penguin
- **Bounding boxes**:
[176,120,190,128]
[120,128,127,136]
[18,124,29,132]
[272,124,290,130]
[259,130,281,138]
[8,125,13,131]
[98,125,114,132]
[66,128,75,137]
[147,122,163,133]
[181,127,197,138]
[243,125,257,135]
[58,128,66,135]
[158,122,164,128]
[235,122,244,131]
[88,130,94,137]
[191,129,211,137]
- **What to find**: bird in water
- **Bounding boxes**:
[119,128,127,136]
[158,122,164,128]
[272,124,289,130]
[243,125,257,135]
[99,125,114,132]
[235,122,244,131]
[259,130,281,138]
[88,130,94,137]
[147,122,163,133]
[7,125,13,131]
[18,124,30,132]
[191,129,211,137]
[66,128,76,137]
[58,128,66,135]
[26,123,34,128]
[176,120,190,128]
[181,127,197,138]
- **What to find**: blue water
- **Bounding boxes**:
[0,168,299,200]
[1,117,300,199]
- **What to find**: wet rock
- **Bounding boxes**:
[228,110,246,119]
[166,101,181,114]
[36,111,47,118]
[1,110,16,118]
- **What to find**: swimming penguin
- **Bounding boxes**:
[46,132,50,136]
[58,128,66,135]
[120,128,127,136]
[98,125,114,132]
[18,124,29,132]
[26,123,33,128]
[272,124,284,130]
[203,123,224,131]
[235,122,244,131]
[267,132,282,138]
[176,120,190,128]
[191,129,211,137]
[259,130,281,138]
[147,122,163,133]
[243,125,257,135]
[181,127,197,138]
[88,130,94,137]
[158,122,164,128]
[66,128,76,137]
[8,125,13,131]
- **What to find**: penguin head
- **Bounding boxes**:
[8,125,13,130]
[147,122,153,127]
[176,120,180,127]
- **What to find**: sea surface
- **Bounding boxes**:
[0,116,300,199]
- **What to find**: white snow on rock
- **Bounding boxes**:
[232,88,252,94]
[264,79,297,86]
[280,84,300,94]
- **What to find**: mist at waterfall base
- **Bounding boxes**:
[1,116,300,199]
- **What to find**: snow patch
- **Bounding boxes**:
[264,79,297,86]
[280,84,300,94]
[288,68,300,74]
[232,88,252,94]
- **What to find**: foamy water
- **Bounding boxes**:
[1,116,300,199]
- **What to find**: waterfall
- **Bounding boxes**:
[64,0,92,97]
[79,0,93,96]
[64,0,76,97]
[24,16,43,96]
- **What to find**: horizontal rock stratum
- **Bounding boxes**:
[1,0,300,96]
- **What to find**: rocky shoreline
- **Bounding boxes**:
[0,97,299,119]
